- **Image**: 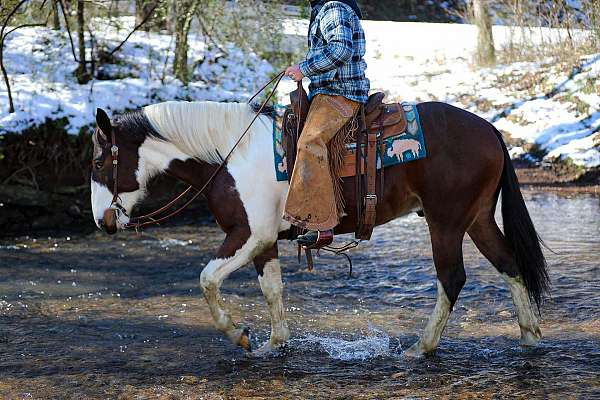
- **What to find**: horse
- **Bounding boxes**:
[90,99,549,357]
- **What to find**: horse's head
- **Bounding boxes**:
[91,108,146,234]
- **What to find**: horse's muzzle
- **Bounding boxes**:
[101,208,118,235]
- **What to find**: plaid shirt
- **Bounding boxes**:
[299,2,370,104]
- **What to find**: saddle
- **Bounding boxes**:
[283,83,408,241]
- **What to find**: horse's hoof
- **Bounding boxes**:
[403,342,427,359]
[238,327,252,352]
[520,328,542,347]
[252,341,287,358]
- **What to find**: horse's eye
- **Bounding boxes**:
[94,160,104,170]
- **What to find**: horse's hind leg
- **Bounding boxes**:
[405,229,466,357]
[200,231,262,351]
[468,212,542,346]
[253,244,290,355]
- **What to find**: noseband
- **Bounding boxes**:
[105,70,286,231]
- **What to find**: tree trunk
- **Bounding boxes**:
[1,0,30,114]
[51,0,61,30]
[75,0,91,84]
[473,0,495,67]
[173,0,198,85]
[166,0,177,33]
[0,46,15,113]
[109,0,120,18]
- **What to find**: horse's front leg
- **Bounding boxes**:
[200,231,259,350]
[253,244,290,355]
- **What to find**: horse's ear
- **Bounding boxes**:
[96,108,112,138]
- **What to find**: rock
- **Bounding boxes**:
[0,184,51,208]
[179,375,200,385]
[67,204,82,218]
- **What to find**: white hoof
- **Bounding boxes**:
[251,340,286,357]
[403,341,428,358]
[520,327,542,347]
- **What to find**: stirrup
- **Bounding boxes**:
[298,230,334,250]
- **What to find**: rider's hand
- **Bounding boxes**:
[285,65,304,82]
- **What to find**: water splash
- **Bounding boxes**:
[293,325,395,361]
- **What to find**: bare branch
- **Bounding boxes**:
[58,0,79,62]
[196,11,229,56]
[108,1,159,57]
[1,0,30,113]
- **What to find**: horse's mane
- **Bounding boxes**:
[142,101,271,164]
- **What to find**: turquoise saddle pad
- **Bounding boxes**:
[272,102,427,182]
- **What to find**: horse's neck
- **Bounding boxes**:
[165,157,218,191]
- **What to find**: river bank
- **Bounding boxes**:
[0,163,598,238]
[516,163,600,194]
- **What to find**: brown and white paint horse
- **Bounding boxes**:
[91,100,549,357]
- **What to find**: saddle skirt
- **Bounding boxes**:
[272,102,427,182]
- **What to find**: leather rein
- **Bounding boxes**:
[108,70,286,231]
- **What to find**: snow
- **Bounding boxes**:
[0,18,273,135]
[285,20,599,168]
[1,18,598,168]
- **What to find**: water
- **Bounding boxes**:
[1,191,599,398]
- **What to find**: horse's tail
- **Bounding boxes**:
[493,127,550,310]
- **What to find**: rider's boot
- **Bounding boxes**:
[297,230,334,249]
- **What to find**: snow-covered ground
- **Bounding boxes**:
[0,18,273,134]
[1,18,598,168]
[287,20,600,168]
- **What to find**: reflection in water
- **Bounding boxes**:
[0,192,599,398]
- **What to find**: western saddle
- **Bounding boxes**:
[283,83,408,241]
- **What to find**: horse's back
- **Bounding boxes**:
[335,101,506,234]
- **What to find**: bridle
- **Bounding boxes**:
[105,70,286,231]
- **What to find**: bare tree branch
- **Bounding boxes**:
[58,0,79,62]
[1,0,32,113]
[108,1,159,57]
[196,11,229,56]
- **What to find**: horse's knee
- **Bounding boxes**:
[259,260,282,292]
[200,260,222,293]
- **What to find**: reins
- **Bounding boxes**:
[108,70,286,231]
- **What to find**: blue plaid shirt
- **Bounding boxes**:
[299,2,370,104]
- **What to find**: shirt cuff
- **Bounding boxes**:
[299,61,312,78]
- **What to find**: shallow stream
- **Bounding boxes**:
[1,191,599,398]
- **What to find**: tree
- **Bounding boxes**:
[1,0,49,113]
[50,0,60,30]
[74,0,91,83]
[135,0,158,31]
[173,0,200,84]
[473,0,496,67]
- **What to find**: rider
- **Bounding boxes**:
[283,0,370,248]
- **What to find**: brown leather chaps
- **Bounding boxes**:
[283,94,360,231]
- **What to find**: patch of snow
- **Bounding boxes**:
[1,18,598,168]
[0,20,273,134]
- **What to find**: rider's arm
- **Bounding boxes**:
[299,3,354,77]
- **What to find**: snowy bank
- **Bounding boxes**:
[0,18,273,135]
[286,20,600,168]
[1,19,598,168]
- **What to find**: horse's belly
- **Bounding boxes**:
[334,170,420,235]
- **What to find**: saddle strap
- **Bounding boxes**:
[356,112,381,240]
[355,105,366,229]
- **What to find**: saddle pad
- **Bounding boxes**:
[272,102,427,182]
